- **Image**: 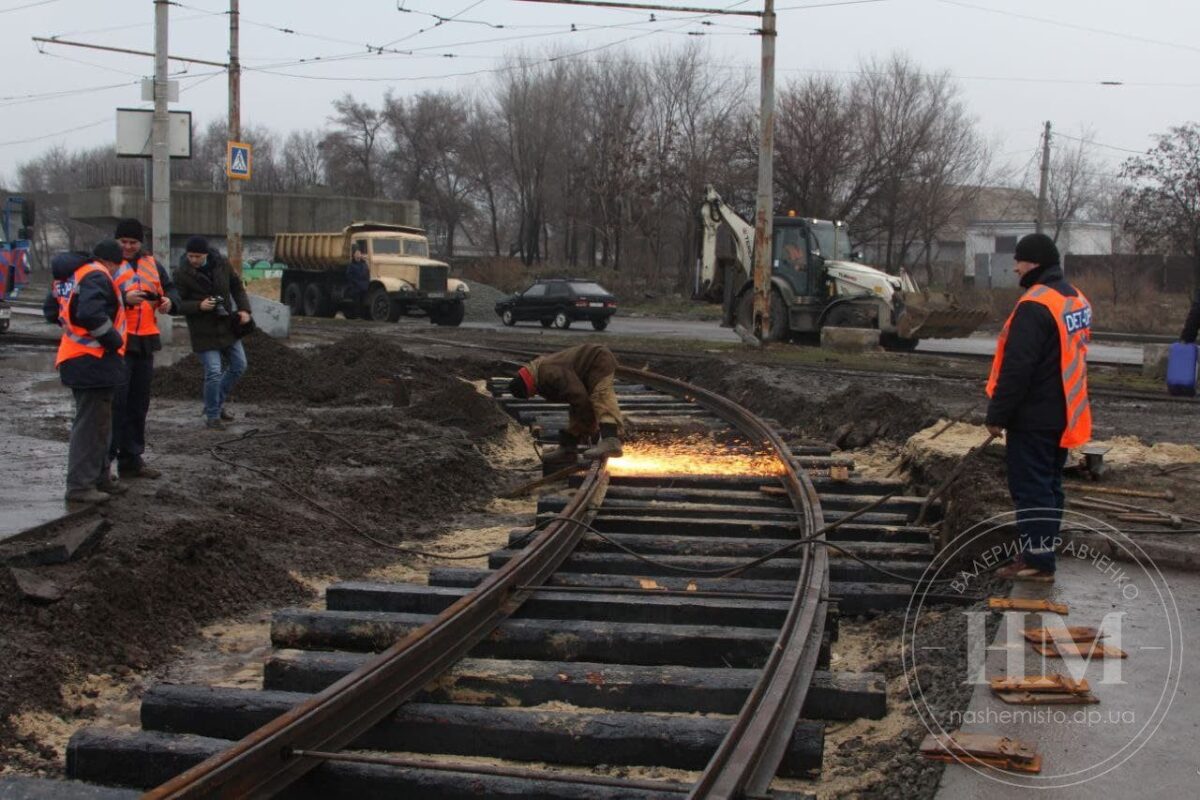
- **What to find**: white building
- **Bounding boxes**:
[967,220,1115,288]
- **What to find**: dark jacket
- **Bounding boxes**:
[530,344,618,434]
[1181,293,1200,344]
[44,252,128,389]
[174,248,252,354]
[986,264,1082,432]
[346,259,369,294]
[120,249,183,357]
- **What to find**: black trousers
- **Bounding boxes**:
[68,387,114,492]
[1005,427,1067,572]
[110,351,154,466]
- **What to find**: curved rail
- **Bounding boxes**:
[143,463,609,799]
[143,352,828,799]
[618,367,829,799]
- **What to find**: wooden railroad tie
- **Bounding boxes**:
[989,674,1097,705]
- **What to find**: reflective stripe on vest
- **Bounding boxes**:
[986,283,1092,448]
[55,263,128,367]
[113,254,162,336]
[52,278,73,326]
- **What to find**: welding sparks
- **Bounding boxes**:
[606,435,784,477]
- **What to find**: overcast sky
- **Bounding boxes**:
[2,0,1198,185]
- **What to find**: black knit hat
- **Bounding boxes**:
[185,235,209,254]
[508,375,529,399]
[1014,233,1060,268]
[114,218,144,242]
[92,239,122,264]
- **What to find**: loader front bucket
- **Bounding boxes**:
[895,291,989,340]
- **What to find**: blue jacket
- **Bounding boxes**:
[44,252,128,389]
[346,260,369,294]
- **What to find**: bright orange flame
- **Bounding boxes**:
[607,436,784,477]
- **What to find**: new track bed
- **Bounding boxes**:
[2,367,957,800]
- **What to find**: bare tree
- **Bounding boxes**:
[281,129,327,191]
[1046,128,1101,242]
[325,95,386,198]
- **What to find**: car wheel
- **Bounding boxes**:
[302,283,331,318]
[283,282,304,316]
[553,310,571,329]
[501,309,516,326]
[368,286,401,323]
[540,318,553,328]
[432,300,465,327]
[591,318,609,331]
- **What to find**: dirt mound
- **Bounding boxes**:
[815,388,939,449]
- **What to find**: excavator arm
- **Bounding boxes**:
[697,185,755,303]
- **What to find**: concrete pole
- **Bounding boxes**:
[1036,120,1051,235]
[226,0,242,275]
[751,0,776,341]
[151,0,170,264]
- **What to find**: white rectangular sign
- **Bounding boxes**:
[140,78,180,103]
[115,108,192,159]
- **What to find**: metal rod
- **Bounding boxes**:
[289,750,690,793]
[31,36,228,67]
[226,0,243,275]
[514,584,796,601]
[1065,483,1175,502]
[511,0,762,17]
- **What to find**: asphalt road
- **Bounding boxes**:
[455,314,1145,366]
[8,304,1144,366]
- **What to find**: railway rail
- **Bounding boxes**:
[6,364,961,800]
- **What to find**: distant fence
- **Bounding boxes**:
[1064,254,1195,294]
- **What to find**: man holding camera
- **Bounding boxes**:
[110,219,180,477]
[175,236,252,430]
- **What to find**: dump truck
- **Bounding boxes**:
[697,186,986,348]
[276,222,468,325]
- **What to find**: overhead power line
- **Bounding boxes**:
[1056,131,1146,155]
[0,0,62,13]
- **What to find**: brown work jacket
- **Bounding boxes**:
[529,344,617,434]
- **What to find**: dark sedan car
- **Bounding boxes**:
[495,278,617,330]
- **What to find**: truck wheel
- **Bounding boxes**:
[501,309,516,326]
[766,291,789,342]
[824,305,859,327]
[881,333,919,352]
[302,283,331,318]
[591,318,609,331]
[283,283,304,316]
[368,287,402,323]
[432,300,465,327]
[553,310,572,330]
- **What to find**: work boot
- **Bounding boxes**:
[96,476,129,496]
[541,431,580,472]
[119,460,162,480]
[65,488,111,504]
[205,418,226,430]
[583,424,623,460]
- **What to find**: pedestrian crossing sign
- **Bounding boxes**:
[226,141,252,180]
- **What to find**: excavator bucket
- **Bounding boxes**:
[896,291,989,340]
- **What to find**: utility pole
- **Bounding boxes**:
[1036,120,1051,235]
[151,0,170,264]
[227,0,242,274]
[751,0,776,342]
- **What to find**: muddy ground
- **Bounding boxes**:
[3,321,1198,797]
[0,332,520,775]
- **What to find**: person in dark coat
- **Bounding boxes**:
[45,242,130,504]
[508,343,625,467]
[345,245,370,318]
[1180,292,1200,344]
[108,218,181,478]
[986,232,1092,582]
[174,236,253,430]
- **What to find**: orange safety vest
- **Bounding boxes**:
[51,278,73,325]
[55,262,127,366]
[112,254,163,336]
[987,283,1092,448]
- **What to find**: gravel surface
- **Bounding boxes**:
[462,280,508,324]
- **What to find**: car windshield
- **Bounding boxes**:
[568,282,609,296]
[371,238,429,257]
[810,223,853,260]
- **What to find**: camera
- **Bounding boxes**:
[210,296,230,317]
[141,290,161,304]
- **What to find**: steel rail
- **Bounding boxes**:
[142,462,608,799]
[617,366,829,799]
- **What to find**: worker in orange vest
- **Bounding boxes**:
[49,240,129,504]
[110,218,180,479]
[986,233,1092,582]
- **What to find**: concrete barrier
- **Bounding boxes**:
[821,326,881,352]
[1142,343,1171,379]
[247,295,290,339]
